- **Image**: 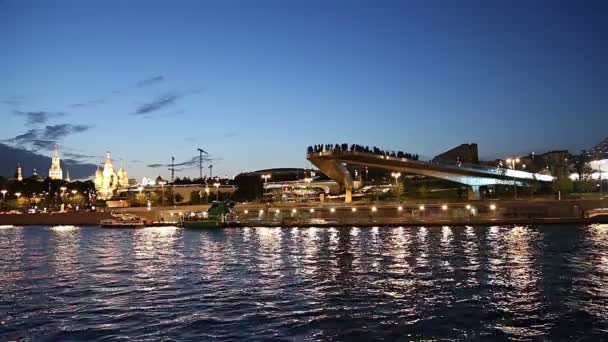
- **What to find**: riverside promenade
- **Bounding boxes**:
[1,198,607,227]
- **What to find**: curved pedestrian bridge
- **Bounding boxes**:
[307,149,553,202]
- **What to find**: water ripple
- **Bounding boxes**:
[0,225,607,340]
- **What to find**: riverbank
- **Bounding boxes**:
[1,198,606,227]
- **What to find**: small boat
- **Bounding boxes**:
[100,213,146,228]
[180,200,236,229]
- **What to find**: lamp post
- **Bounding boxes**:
[506,158,520,199]
[60,186,67,198]
[214,182,220,201]
[304,177,312,199]
[159,181,166,207]
[391,172,401,196]
[205,187,210,203]
[391,172,401,186]
[1,189,6,201]
[15,192,21,199]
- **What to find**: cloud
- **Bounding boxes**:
[11,130,39,144]
[223,132,239,138]
[31,140,57,151]
[68,97,106,109]
[136,75,165,87]
[134,93,181,115]
[2,96,24,107]
[13,110,66,125]
[42,124,91,140]
[146,155,219,169]
[0,143,97,179]
[63,152,98,160]
[4,124,92,151]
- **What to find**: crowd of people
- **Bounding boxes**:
[307,144,420,160]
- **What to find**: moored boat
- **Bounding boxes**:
[180,200,236,229]
[100,213,146,228]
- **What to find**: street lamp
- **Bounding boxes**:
[1,189,6,201]
[71,190,77,196]
[214,182,220,201]
[15,192,21,199]
[261,174,271,183]
[159,181,166,207]
[391,172,401,185]
[505,158,520,199]
[304,177,313,199]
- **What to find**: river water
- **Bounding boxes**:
[1,224,607,341]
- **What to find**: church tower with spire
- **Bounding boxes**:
[48,144,63,180]
[15,163,23,181]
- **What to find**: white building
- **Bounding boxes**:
[48,144,63,180]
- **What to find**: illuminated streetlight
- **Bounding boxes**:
[466,204,471,210]
[371,206,377,212]
[159,181,166,207]
[330,208,335,213]
[15,192,21,199]
[391,172,401,186]
[259,209,264,214]
[275,209,280,214]
[505,157,520,199]
[1,189,6,201]
[490,204,497,211]
[261,174,271,183]
[441,204,448,211]
[244,209,249,214]
[352,207,357,212]
[214,182,220,201]
[309,208,315,213]
[397,206,403,211]
[419,205,425,211]
[291,208,297,213]
[71,190,77,195]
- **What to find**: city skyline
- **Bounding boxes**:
[1,0,606,180]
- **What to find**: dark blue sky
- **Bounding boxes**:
[1,0,606,179]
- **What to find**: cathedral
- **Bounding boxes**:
[48,144,63,180]
[95,151,129,199]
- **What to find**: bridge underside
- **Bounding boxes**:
[308,156,531,203]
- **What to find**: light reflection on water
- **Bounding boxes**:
[0,225,607,340]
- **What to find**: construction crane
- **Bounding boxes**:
[168,156,182,183]
[197,148,208,180]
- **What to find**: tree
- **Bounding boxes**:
[174,193,184,203]
[190,191,202,204]
[129,193,148,207]
[552,176,573,194]
[573,151,593,181]
[66,193,86,207]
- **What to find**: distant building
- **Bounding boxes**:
[15,163,23,181]
[31,168,42,181]
[434,143,479,164]
[587,137,608,178]
[48,144,63,180]
[94,151,129,199]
